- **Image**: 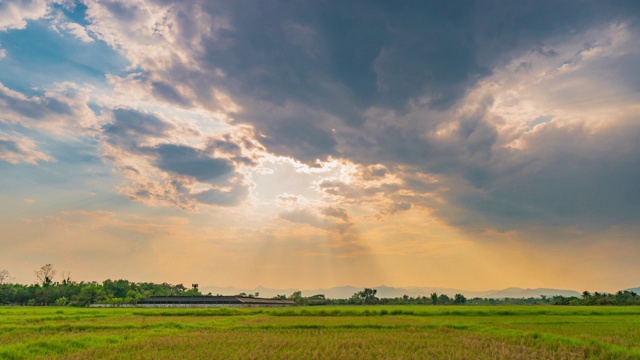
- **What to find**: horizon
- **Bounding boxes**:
[1,1,639,294]
[2,267,638,296]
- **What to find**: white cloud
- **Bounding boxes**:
[51,17,94,43]
[0,131,52,165]
[0,0,49,31]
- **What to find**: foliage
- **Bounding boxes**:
[0,265,202,306]
[350,288,379,305]
[1,266,638,308]
[554,291,640,306]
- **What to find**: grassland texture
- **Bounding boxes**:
[1,306,639,359]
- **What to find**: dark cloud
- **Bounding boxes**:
[150,81,190,107]
[91,1,640,230]
[451,122,640,230]
[161,2,636,116]
[105,108,175,143]
[0,85,73,122]
[153,144,234,183]
[255,113,339,163]
[93,0,640,165]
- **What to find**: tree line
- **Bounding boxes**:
[266,289,469,305]
[0,265,201,306]
[286,290,639,306]
[553,291,640,306]
[1,266,638,307]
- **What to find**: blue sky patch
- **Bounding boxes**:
[0,20,128,95]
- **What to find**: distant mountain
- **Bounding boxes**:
[624,287,640,294]
[375,286,580,299]
[199,285,299,298]
[200,285,581,299]
[482,287,581,299]
[301,286,361,299]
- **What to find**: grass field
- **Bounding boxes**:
[1,306,639,359]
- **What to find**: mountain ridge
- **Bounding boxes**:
[199,285,582,299]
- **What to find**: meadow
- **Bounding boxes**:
[1,306,639,359]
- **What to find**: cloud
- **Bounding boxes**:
[62,1,640,231]
[0,48,6,60]
[0,0,48,31]
[50,14,94,43]
[78,0,640,160]
[426,23,640,231]
[0,82,98,131]
[101,107,256,209]
[0,83,72,120]
[152,144,234,182]
[322,206,350,222]
[447,121,640,230]
[0,131,52,164]
[279,208,324,229]
[103,108,177,150]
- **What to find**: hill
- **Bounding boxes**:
[200,285,581,299]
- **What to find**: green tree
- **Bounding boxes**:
[354,288,378,305]
[430,292,438,305]
[289,291,305,305]
[454,293,466,304]
[437,294,452,305]
[55,296,69,306]
[103,279,132,299]
[75,284,105,306]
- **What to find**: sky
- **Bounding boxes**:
[1,0,639,292]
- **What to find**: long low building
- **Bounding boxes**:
[136,296,297,308]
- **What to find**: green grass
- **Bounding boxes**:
[0,306,639,359]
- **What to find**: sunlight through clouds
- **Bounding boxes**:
[0,0,639,292]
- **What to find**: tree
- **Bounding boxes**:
[76,284,105,306]
[34,264,57,286]
[288,291,308,305]
[354,288,378,304]
[437,294,452,305]
[103,279,132,299]
[430,292,438,305]
[0,270,12,285]
[454,293,466,304]
[60,272,72,285]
